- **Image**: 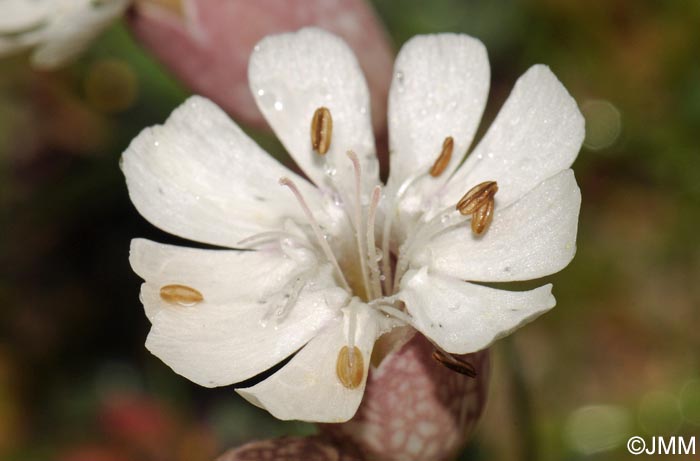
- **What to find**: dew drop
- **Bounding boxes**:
[273,100,284,111]
[396,71,405,93]
[258,91,278,111]
[324,164,337,177]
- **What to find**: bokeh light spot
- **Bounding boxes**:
[680,380,700,426]
[581,99,621,151]
[84,58,138,114]
[565,404,631,455]
[638,391,682,435]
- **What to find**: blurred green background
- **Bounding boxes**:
[1,1,699,460]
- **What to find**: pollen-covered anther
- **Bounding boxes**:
[336,345,364,389]
[310,107,333,155]
[456,180,498,215]
[471,198,494,235]
[431,349,477,378]
[455,180,498,235]
[429,136,454,177]
[159,284,203,306]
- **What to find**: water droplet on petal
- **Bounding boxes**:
[324,164,337,177]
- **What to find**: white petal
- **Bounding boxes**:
[237,301,380,423]
[0,0,50,33]
[412,169,581,281]
[122,96,323,248]
[249,28,378,202]
[130,238,348,387]
[397,267,555,354]
[32,0,129,69]
[387,34,489,190]
[439,64,584,210]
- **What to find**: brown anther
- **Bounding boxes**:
[159,284,203,306]
[311,107,333,155]
[471,198,494,235]
[432,349,477,378]
[336,345,364,389]
[456,180,498,216]
[429,136,454,177]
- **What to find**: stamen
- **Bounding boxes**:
[311,107,333,155]
[456,181,498,215]
[346,150,371,300]
[372,302,416,328]
[429,136,454,177]
[366,185,383,299]
[279,177,350,292]
[431,348,477,378]
[456,180,498,235]
[471,198,494,235]
[159,284,203,306]
[336,345,364,389]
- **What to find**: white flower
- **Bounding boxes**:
[0,0,129,69]
[123,28,583,423]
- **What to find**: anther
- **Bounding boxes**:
[456,180,498,215]
[431,349,477,378]
[159,284,203,306]
[456,180,498,236]
[311,107,333,155]
[336,345,364,389]
[471,198,494,235]
[429,136,454,177]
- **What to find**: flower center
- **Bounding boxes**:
[269,107,500,306]
[234,107,499,359]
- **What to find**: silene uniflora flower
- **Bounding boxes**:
[0,0,129,69]
[123,28,584,423]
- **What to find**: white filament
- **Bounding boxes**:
[366,185,383,299]
[279,176,350,292]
